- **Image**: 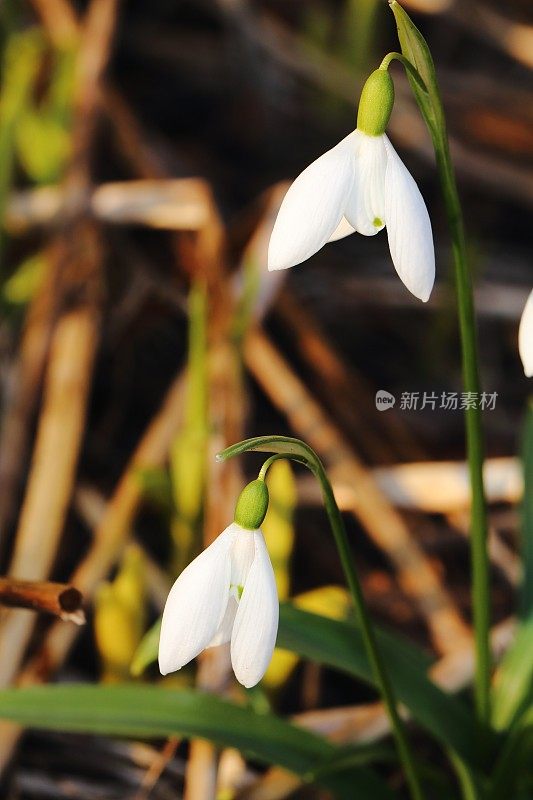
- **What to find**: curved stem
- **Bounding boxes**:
[379,51,428,95]
[311,459,425,800]
[258,454,288,481]
[219,438,425,800]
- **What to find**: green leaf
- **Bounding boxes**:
[488,706,533,800]
[3,251,45,305]
[132,603,483,764]
[449,751,488,800]
[278,605,485,766]
[491,619,533,731]
[130,618,161,677]
[134,466,174,514]
[132,606,481,768]
[130,600,431,677]
[16,110,71,184]
[520,400,533,619]
[217,435,319,471]
[388,1,444,142]
[0,685,393,799]
[492,403,533,731]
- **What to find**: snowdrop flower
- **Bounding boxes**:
[159,479,278,688]
[268,68,435,302]
[519,289,533,377]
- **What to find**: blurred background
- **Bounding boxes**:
[0,0,532,797]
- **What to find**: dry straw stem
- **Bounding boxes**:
[0,0,119,690]
[0,373,187,772]
[448,510,521,588]
[296,457,522,514]
[0,0,120,765]
[6,179,214,233]
[132,737,181,800]
[28,372,186,669]
[182,192,244,800]
[0,300,98,688]
[74,485,172,612]
[0,578,84,624]
[244,328,472,655]
[0,245,63,554]
[276,290,425,463]
[29,0,79,48]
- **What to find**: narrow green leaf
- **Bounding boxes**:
[217,434,317,471]
[489,706,533,800]
[131,601,432,679]
[449,751,487,800]
[3,251,46,305]
[278,605,485,766]
[131,604,481,764]
[388,1,444,140]
[0,685,393,799]
[130,618,161,677]
[491,403,533,730]
[520,400,533,618]
[491,619,533,731]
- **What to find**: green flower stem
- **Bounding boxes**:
[385,2,491,724]
[307,459,425,800]
[218,436,425,800]
[434,135,491,724]
[379,51,428,95]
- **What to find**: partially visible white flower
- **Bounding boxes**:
[158,522,278,688]
[268,69,435,303]
[519,289,533,377]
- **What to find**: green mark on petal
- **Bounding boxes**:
[230,583,244,600]
[373,217,383,228]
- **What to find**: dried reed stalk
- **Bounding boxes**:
[244,327,471,655]
[0,372,187,772]
[0,300,98,687]
[29,0,79,48]
[276,290,425,463]
[0,245,61,555]
[0,0,120,768]
[181,181,238,800]
[296,457,522,513]
[6,179,213,233]
[0,579,84,624]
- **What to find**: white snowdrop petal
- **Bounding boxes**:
[384,137,435,302]
[230,527,256,588]
[158,525,235,675]
[345,133,386,237]
[328,217,356,242]
[268,133,357,270]
[519,290,533,377]
[231,531,279,688]
[207,596,238,648]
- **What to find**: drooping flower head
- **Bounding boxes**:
[268,67,435,302]
[519,289,533,377]
[158,479,278,688]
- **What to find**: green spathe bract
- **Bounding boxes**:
[234,479,269,529]
[356,68,395,136]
